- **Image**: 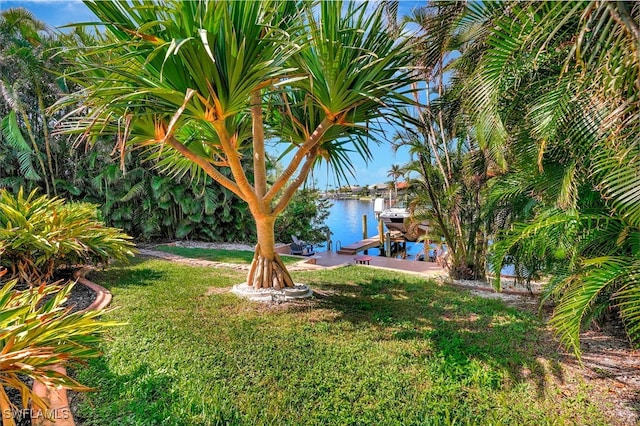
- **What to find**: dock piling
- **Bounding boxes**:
[362,214,368,255]
[385,231,391,257]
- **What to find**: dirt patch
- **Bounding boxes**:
[311,288,342,299]
[560,326,640,425]
[205,287,230,296]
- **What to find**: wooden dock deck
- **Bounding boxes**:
[336,236,381,255]
[336,232,406,255]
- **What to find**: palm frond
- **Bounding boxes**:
[1,111,40,181]
[551,256,631,357]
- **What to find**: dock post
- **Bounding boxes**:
[385,231,391,257]
[362,214,368,255]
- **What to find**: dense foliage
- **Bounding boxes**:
[274,189,331,246]
[0,188,135,285]
[402,0,640,354]
[72,146,256,242]
[0,9,61,196]
[0,8,255,243]
[467,1,639,355]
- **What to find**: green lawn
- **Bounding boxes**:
[75,258,609,425]
[154,244,301,265]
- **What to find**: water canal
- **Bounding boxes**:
[318,199,517,275]
[319,199,420,259]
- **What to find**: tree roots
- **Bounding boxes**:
[247,244,295,290]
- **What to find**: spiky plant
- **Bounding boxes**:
[55,0,414,291]
[0,269,119,426]
[0,188,135,285]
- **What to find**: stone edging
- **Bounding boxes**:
[31,268,112,426]
[74,267,113,312]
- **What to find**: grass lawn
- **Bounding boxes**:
[76,258,610,425]
[154,245,301,265]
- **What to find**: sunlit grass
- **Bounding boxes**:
[75,259,609,425]
[154,244,301,265]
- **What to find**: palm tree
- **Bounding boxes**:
[459,0,640,355]
[387,163,403,201]
[0,8,54,194]
[392,2,490,280]
[56,0,413,291]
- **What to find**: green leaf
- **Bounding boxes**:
[1,111,40,181]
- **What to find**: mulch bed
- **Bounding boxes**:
[10,269,97,313]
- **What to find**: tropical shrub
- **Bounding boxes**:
[74,147,256,242]
[0,188,135,285]
[0,271,118,425]
[452,1,640,354]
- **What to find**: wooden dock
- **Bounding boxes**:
[336,232,406,255]
[336,236,381,255]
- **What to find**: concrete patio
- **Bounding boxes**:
[306,250,445,276]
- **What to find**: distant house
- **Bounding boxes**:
[371,183,390,197]
[396,181,408,196]
[370,182,408,197]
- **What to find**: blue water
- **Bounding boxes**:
[320,199,517,274]
[319,199,420,258]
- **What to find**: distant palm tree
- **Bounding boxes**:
[387,164,403,200]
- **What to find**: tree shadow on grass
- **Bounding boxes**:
[306,273,564,398]
[72,357,242,426]
[88,258,168,289]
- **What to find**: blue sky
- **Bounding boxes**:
[1,0,425,189]
[0,0,97,28]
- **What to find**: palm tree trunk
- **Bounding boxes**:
[36,83,56,195]
[247,215,295,290]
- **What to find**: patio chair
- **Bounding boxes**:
[290,242,304,256]
[291,235,314,256]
